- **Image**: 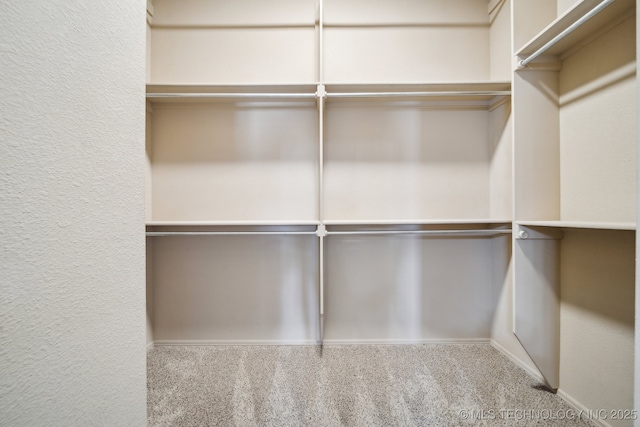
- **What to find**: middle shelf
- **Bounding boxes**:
[146,82,513,224]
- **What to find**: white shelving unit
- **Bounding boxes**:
[514,0,636,227]
[146,0,514,347]
[145,0,636,414]
[512,0,636,407]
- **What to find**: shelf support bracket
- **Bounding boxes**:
[316,224,327,238]
[516,225,563,240]
[315,84,327,101]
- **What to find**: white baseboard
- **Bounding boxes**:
[490,339,545,384]
[147,341,154,351]
[151,338,490,347]
[154,339,319,346]
[556,390,612,427]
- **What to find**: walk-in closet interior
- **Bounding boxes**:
[145,0,637,420]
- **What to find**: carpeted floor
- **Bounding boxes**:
[147,344,597,426]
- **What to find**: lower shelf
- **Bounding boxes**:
[147,229,511,343]
[148,233,320,343]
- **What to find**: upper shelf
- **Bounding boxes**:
[516,0,635,61]
[149,0,315,28]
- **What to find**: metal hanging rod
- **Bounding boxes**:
[326,229,511,236]
[326,91,511,99]
[519,0,616,67]
[146,92,317,100]
[146,231,317,237]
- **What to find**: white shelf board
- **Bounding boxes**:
[325,81,511,91]
[516,220,636,231]
[146,220,320,227]
[324,81,511,101]
[147,83,319,92]
[146,83,319,102]
[323,219,512,226]
[325,229,511,237]
[516,0,635,58]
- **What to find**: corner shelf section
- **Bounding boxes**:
[513,1,635,229]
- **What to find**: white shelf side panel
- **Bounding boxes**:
[150,103,318,222]
[152,235,319,342]
[324,104,494,221]
[146,237,155,347]
[489,0,512,82]
[513,69,560,222]
[145,106,153,223]
[324,235,503,341]
[489,98,513,220]
[322,0,490,83]
[146,16,152,82]
[558,229,635,416]
[559,15,637,224]
[149,0,317,84]
[514,236,561,390]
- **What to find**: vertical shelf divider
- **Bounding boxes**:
[316,0,325,345]
[317,86,326,343]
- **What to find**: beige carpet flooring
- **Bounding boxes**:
[147,344,597,426]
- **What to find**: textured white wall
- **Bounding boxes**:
[0,1,147,426]
[635,9,640,427]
